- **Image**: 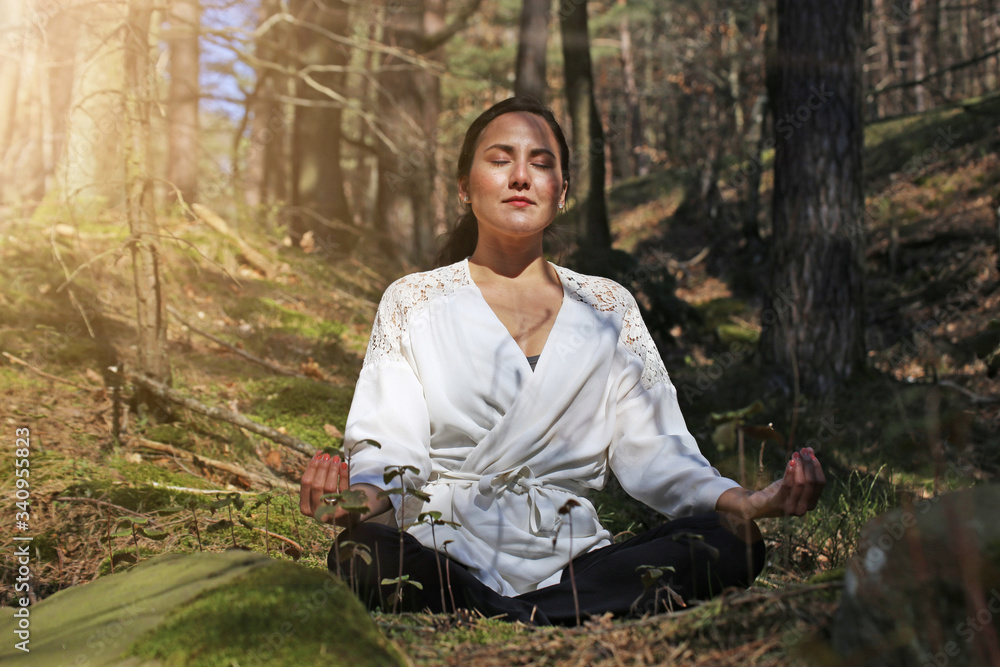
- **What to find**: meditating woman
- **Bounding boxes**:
[299,97,825,625]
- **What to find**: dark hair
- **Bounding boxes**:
[435,97,571,267]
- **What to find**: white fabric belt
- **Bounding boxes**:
[430,466,584,535]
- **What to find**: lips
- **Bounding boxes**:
[503,196,535,206]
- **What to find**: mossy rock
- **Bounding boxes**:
[0,550,409,666]
[831,485,1000,667]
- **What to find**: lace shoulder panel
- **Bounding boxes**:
[363,261,468,369]
[555,264,670,390]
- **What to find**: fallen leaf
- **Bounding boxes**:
[264,449,283,469]
[323,423,343,439]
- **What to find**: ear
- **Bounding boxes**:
[559,179,569,208]
[458,176,470,204]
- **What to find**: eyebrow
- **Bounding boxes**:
[482,144,557,159]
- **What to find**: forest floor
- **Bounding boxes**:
[1,94,999,666]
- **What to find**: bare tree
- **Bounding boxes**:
[125,0,172,413]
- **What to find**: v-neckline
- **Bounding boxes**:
[463,258,568,368]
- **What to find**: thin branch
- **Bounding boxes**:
[54,496,149,518]
[938,380,1000,405]
[148,481,266,495]
[871,44,1000,97]
[129,372,318,457]
[252,526,306,552]
[2,352,101,392]
[49,227,96,338]
[166,305,314,381]
[133,437,298,491]
[420,0,486,52]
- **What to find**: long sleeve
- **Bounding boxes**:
[608,294,740,519]
[345,279,432,516]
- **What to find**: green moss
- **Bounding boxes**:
[141,423,197,449]
[695,298,750,331]
[245,377,353,450]
[131,558,407,666]
[58,477,213,514]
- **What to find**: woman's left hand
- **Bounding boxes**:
[717,447,826,520]
[753,447,826,518]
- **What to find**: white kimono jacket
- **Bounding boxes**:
[345,259,739,597]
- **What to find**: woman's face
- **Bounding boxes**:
[459,111,568,243]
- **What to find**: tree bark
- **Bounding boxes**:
[559,0,610,250]
[246,0,290,209]
[375,0,476,264]
[910,0,927,111]
[0,0,25,204]
[760,0,866,395]
[166,0,200,207]
[618,0,647,177]
[125,0,172,415]
[515,0,551,103]
[289,0,352,254]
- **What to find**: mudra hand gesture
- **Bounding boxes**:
[717,447,826,520]
[299,453,387,526]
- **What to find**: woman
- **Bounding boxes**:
[300,97,825,625]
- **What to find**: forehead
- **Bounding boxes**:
[475,111,559,152]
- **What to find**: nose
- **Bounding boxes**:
[509,159,530,190]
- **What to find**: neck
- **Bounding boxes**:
[468,234,550,281]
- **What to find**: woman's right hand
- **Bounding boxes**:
[299,453,353,525]
[299,453,389,526]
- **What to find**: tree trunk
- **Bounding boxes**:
[515,0,551,103]
[166,0,200,207]
[289,0,352,254]
[125,0,172,415]
[247,0,290,210]
[618,0,647,177]
[559,0,610,250]
[374,0,451,264]
[910,0,927,111]
[760,0,866,395]
[0,0,26,204]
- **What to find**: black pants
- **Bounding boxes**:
[328,512,766,626]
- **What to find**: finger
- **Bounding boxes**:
[308,454,333,516]
[804,448,826,509]
[796,449,818,515]
[322,455,342,495]
[299,452,324,516]
[785,452,806,516]
[338,459,350,493]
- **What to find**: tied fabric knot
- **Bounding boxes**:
[436,466,562,535]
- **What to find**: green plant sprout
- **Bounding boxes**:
[556,498,582,626]
[710,400,786,488]
[633,564,679,614]
[378,464,430,614]
[208,492,245,548]
[417,510,460,614]
[247,491,275,555]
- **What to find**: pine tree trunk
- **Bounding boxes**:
[619,0,647,177]
[166,0,200,207]
[760,0,866,395]
[910,0,927,111]
[559,0,610,250]
[0,0,25,204]
[125,0,172,415]
[289,0,352,253]
[515,0,551,103]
